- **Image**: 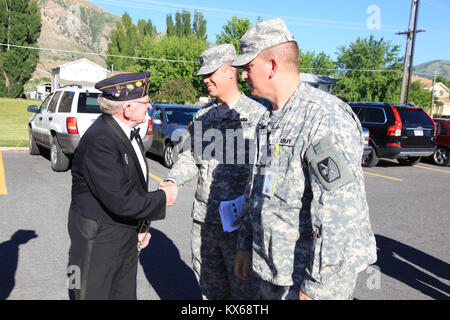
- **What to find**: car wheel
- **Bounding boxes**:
[397,156,421,166]
[50,136,70,172]
[362,149,379,167]
[29,130,40,155]
[432,146,450,166]
[163,142,174,168]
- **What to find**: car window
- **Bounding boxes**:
[47,91,62,113]
[77,92,101,113]
[165,108,198,126]
[438,122,447,135]
[39,94,53,112]
[350,106,364,122]
[365,107,386,124]
[396,108,433,128]
[58,91,75,113]
[151,108,162,121]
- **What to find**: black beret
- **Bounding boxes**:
[95,72,151,101]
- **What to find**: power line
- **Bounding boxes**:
[1,43,441,77]
[91,0,405,32]
[0,43,199,64]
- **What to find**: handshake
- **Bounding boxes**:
[158,180,178,206]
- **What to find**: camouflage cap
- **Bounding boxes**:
[196,44,236,76]
[232,18,296,67]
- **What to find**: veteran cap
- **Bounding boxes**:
[196,44,236,76]
[232,18,296,67]
[95,72,151,101]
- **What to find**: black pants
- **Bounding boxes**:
[68,211,138,300]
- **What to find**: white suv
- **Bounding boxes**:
[27,85,152,172]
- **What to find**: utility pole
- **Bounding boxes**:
[430,71,437,117]
[406,0,421,106]
[397,0,425,104]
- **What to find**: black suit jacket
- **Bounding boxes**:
[69,114,166,228]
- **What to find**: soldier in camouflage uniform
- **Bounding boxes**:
[232,18,377,300]
[159,44,266,299]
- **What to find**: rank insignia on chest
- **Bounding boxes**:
[318,157,340,183]
[273,143,280,156]
[124,153,129,165]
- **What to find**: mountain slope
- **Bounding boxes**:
[33,0,120,79]
[414,60,450,80]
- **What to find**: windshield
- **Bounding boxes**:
[77,92,101,113]
[165,108,198,126]
[396,108,433,128]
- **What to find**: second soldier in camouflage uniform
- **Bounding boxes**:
[232,19,377,300]
[160,44,266,299]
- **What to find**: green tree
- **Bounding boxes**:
[312,52,337,76]
[435,75,450,89]
[333,36,403,102]
[216,16,251,54]
[407,80,443,112]
[137,19,157,41]
[181,10,192,37]
[175,11,183,37]
[166,14,175,37]
[298,49,316,73]
[0,0,41,98]
[216,17,252,95]
[106,13,139,72]
[192,11,207,40]
[136,34,207,99]
[154,78,197,104]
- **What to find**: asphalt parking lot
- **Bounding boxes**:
[0,149,449,300]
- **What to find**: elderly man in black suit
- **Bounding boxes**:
[67,72,177,300]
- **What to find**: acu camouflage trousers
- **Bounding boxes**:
[191,220,259,300]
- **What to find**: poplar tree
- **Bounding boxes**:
[0,0,41,98]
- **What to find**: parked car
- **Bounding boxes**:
[362,127,373,166]
[428,118,450,166]
[27,84,152,172]
[148,104,200,168]
[348,102,436,167]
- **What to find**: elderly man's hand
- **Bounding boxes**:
[137,231,151,250]
[158,180,178,206]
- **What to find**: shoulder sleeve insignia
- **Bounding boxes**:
[318,157,340,183]
[305,136,356,191]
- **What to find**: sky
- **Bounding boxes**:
[89,0,450,68]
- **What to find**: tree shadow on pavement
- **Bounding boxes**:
[0,230,38,300]
[139,228,201,300]
[375,234,450,300]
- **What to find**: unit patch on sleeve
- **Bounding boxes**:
[317,157,341,183]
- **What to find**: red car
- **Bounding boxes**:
[431,118,450,166]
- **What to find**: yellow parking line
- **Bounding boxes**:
[0,152,8,195]
[414,165,450,173]
[148,171,163,182]
[363,171,403,181]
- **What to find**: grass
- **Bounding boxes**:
[0,98,39,147]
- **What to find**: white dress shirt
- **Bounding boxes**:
[112,117,147,182]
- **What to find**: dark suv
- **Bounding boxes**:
[348,102,436,166]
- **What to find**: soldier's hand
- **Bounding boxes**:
[234,250,251,280]
[158,180,178,206]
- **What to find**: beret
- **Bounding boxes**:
[95,72,151,101]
